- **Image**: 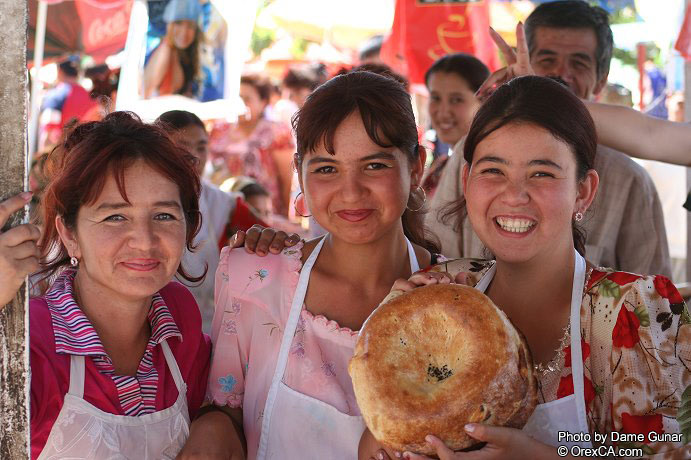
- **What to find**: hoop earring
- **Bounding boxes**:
[406,185,427,212]
[293,192,312,218]
[574,212,584,222]
[70,256,79,268]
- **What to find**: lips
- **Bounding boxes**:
[121,259,160,271]
[336,209,373,222]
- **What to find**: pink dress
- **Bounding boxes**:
[207,242,361,459]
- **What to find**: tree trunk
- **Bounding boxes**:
[0,0,30,457]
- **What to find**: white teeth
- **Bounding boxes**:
[496,217,536,233]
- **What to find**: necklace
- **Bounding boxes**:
[533,322,571,377]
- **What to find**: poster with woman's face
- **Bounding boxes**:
[142,0,227,101]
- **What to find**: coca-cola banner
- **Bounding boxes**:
[75,0,133,60]
[381,0,500,85]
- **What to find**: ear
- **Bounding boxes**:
[55,215,81,259]
[461,162,470,196]
[412,145,427,187]
[575,169,599,216]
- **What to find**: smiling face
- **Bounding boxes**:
[299,111,424,245]
[57,159,187,303]
[172,125,208,176]
[463,122,598,265]
[427,71,482,146]
[530,26,607,100]
[169,20,197,50]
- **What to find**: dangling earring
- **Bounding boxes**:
[70,256,79,268]
[574,212,584,222]
[406,185,427,212]
[293,192,312,218]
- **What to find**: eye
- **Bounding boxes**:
[314,166,335,174]
[450,96,464,104]
[103,214,125,222]
[155,213,177,221]
[532,171,555,178]
[430,95,441,103]
[366,162,390,170]
[480,168,502,175]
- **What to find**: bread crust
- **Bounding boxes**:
[349,284,537,455]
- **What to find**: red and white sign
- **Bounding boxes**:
[381,0,500,85]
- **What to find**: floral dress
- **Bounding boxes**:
[430,258,691,457]
[208,118,294,215]
[207,242,361,459]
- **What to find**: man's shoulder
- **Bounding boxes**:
[594,145,654,185]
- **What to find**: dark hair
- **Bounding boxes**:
[156,109,205,132]
[424,53,490,92]
[240,74,273,101]
[358,35,384,62]
[442,76,597,256]
[525,0,613,83]
[240,182,269,199]
[282,66,325,91]
[38,111,203,286]
[351,63,409,92]
[59,59,79,78]
[293,71,439,253]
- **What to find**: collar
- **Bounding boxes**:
[45,270,182,356]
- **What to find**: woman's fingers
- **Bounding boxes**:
[241,225,267,254]
[515,22,531,71]
[230,231,246,249]
[0,192,32,230]
[267,231,301,254]
[0,223,41,248]
[475,67,509,101]
[489,26,517,65]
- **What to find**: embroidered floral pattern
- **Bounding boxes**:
[218,374,237,393]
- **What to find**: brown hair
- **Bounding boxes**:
[293,71,439,253]
[441,76,597,256]
[240,74,273,101]
[38,111,203,286]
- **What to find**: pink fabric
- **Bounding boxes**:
[30,281,211,460]
[208,242,361,459]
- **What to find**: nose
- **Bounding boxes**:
[499,179,530,206]
[128,219,159,251]
[340,171,368,202]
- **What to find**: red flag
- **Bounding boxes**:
[380,0,500,85]
[675,5,691,60]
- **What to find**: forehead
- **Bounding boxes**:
[531,26,597,60]
[428,72,474,94]
[474,123,575,164]
[307,111,402,160]
[89,160,181,207]
[173,125,207,143]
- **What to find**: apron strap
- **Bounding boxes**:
[68,355,86,398]
[160,339,186,394]
[568,250,589,436]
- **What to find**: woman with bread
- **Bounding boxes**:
[379,76,690,459]
[177,71,443,459]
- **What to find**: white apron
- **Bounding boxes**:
[256,235,420,460]
[38,339,190,460]
[474,249,592,448]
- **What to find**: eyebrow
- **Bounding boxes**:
[306,152,397,165]
[536,49,593,62]
[475,156,562,169]
[95,201,182,211]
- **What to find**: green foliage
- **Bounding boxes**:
[251,25,276,58]
[634,304,650,327]
[598,279,621,299]
[678,384,691,444]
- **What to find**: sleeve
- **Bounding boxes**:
[609,276,691,456]
[29,299,70,460]
[614,170,672,278]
